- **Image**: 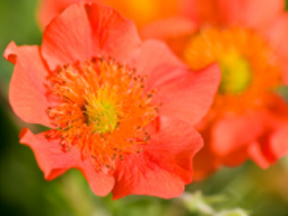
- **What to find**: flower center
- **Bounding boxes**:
[85,88,119,134]
[183,27,282,113]
[218,51,252,94]
[45,58,158,171]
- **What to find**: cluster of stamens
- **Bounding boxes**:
[45,57,158,172]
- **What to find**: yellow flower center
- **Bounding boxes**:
[45,58,158,171]
[183,27,282,114]
[218,51,252,94]
[86,88,119,134]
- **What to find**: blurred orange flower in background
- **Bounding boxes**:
[142,0,288,180]
[5,3,220,198]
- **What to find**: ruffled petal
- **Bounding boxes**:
[4,42,53,127]
[247,130,276,168]
[155,63,221,125]
[248,126,288,168]
[218,0,285,29]
[136,40,220,126]
[78,158,115,197]
[112,116,203,199]
[20,128,115,196]
[41,3,93,70]
[211,112,264,156]
[265,126,288,163]
[87,3,141,64]
[42,2,141,70]
[136,40,189,89]
[248,94,288,168]
[248,142,271,169]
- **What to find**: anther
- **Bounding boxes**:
[45,56,160,172]
[119,155,124,161]
[143,135,150,141]
[137,148,143,153]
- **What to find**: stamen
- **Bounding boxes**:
[45,57,159,171]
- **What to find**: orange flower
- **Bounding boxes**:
[4,3,220,198]
[142,0,288,180]
[37,0,190,29]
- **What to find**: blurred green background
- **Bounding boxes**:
[0,0,288,216]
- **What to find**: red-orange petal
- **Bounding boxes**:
[20,128,115,196]
[42,3,141,70]
[211,112,265,156]
[4,42,53,127]
[249,126,288,169]
[156,63,221,125]
[41,3,93,70]
[112,116,203,199]
[87,3,141,64]
[266,126,288,163]
[248,142,271,169]
[136,40,188,89]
